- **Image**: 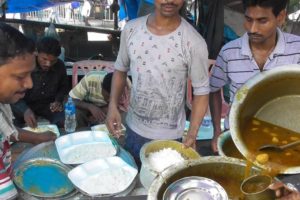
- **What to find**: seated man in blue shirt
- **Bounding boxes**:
[11,37,69,128]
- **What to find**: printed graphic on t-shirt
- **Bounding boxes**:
[130,71,185,129]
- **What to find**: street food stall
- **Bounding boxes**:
[2,0,300,199]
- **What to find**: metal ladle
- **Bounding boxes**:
[259,140,300,151]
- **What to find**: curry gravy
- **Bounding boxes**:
[242,118,300,172]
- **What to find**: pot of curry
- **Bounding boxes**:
[147,156,266,200]
[229,64,300,174]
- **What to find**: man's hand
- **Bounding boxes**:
[88,104,106,123]
[33,131,57,144]
[50,101,63,112]
[24,108,37,128]
[269,182,300,200]
[183,133,197,149]
[106,105,122,138]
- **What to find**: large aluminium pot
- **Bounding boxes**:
[229,64,300,174]
[148,156,265,200]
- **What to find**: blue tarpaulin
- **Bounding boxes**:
[3,0,72,13]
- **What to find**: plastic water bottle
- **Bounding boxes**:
[64,97,76,133]
[202,115,212,128]
[202,109,212,128]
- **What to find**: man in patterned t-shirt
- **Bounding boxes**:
[106,0,210,165]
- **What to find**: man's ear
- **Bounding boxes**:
[277,9,287,27]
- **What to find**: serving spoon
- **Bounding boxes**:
[259,140,300,151]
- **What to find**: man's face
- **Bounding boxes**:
[244,6,286,44]
[155,0,184,17]
[37,52,58,71]
[0,53,35,104]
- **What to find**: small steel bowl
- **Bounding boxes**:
[217,131,244,160]
[163,176,228,200]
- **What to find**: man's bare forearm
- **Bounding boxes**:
[188,94,209,138]
[209,90,222,134]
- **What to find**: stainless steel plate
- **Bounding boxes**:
[163,176,228,200]
[13,158,74,198]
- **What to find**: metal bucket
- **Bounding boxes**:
[229,64,300,174]
[139,140,200,190]
[148,156,264,200]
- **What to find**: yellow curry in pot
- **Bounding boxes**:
[242,118,300,172]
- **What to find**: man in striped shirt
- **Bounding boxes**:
[69,71,130,128]
[209,0,300,153]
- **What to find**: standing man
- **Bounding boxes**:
[210,0,300,153]
[106,0,209,165]
[0,23,56,200]
[81,0,91,26]
[12,37,69,128]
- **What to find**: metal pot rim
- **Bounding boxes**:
[229,64,300,174]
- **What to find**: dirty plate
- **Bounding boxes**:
[13,158,74,198]
[68,156,138,197]
[55,131,117,165]
[163,176,228,200]
[91,123,126,135]
[23,124,60,137]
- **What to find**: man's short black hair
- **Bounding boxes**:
[102,72,113,94]
[37,36,61,57]
[0,23,35,66]
[243,0,288,16]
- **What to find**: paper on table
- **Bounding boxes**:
[23,124,60,137]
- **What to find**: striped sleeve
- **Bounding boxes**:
[69,75,89,100]
[0,143,17,200]
[210,51,229,92]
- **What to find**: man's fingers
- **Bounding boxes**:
[183,137,196,149]
[26,117,36,128]
[211,137,219,153]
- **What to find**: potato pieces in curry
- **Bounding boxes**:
[256,153,269,164]
[243,118,300,171]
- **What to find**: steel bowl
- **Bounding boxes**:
[229,64,300,174]
[163,176,228,200]
[148,156,265,200]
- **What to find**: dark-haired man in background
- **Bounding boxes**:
[12,37,69,128]
[209,0,300,153]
